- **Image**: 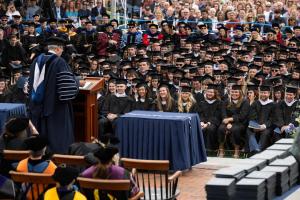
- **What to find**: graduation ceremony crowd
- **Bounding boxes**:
[0,0,300,199]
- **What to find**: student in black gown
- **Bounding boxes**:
[133,82,154,111]
[199,84,223,151]
[99,79,134,136]
[153,84,177,112]
[177,86,200,114]
[273,86,298,140]
[0,76,12,102]
[218,85,250,158]
[247,85,275,152]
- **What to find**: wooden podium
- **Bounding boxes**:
[73,77,104,142]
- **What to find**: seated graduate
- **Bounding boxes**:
[0,117,33,176]
[199,84,223,151]
[177,86,200,114]
[153,83,177,112]
[43,166,87,200]
[14,136,57,200]
[0,75,12,103]
[133,82,154,111]
[14,136,57,173]
[247,85,275,153]
[98,78,116,118]
[247,84,259,106]
[217,85,250,158]
[273,86,298,140]
[99,78,134,136]
[81,146,139,199]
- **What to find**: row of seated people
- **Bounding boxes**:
[0,133,139,200]
[98,78,299,158]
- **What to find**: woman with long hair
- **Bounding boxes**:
[218,85,250,158]
[247,85,258,105]
[65,1,78,22]
[81,145,139,199]
[199,84,223,151]
[177,86,200,114]
[134,82,154,110]
[154,84,177,112]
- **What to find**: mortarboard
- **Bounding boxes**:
[181,86,192,93]
[94,145,119,164]
[25,136,48,151]
[115,78,127,85]
[247,84,258,91]
[285,85,297,94]
[207,84,217,90]
[259,85,272,92]
[52,166,79,186]
[46,36,66,46]
[231,85,242,90]
[5,117,29,134]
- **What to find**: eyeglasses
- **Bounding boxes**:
[129,26,135,28]
[272,69,279,72]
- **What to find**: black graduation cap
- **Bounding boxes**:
[207,84,217,90]
[285,85,297,94]
[0,75,8,82]
[180,78,191,85]
[248,64,260,70]
[58,19,67,24]
[12,14,21,18]
[46,36,66,46]
[94,145,119,164]
[213,69,222,76]
[115,78,127,85]
[25,136,48,151]
[149,73,161,80]
[48,18,57,24]
[5,117,29,134]
[259,85,272,92]
[268,76,282,85]
[32,14,40,18]
[249,78,260,85]
[136,81,148,89]
[52,166,79,186]
[158,82,172,90]
[202,60,216,67]
[247,84,259,91]
[231,85,242,90]
[227,76,239,84]
[181,86,192,93]
[273,85,284,92]
[148,23,159,29]
[201,74,215,82]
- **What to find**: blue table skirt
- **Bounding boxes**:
[116,111,207,170]
[0,103,27,134]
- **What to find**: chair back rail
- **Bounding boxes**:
[9,171,55,200]
[77,177,131,191]
[3,150,30,160]
[121,158,176,200]
[52,154,88,166]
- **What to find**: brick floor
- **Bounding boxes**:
[177,167,216,200]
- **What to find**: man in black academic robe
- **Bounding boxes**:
[273,86,298,140]
[28,37,79,153]
[247,85,275,152]
[99,78,133,136]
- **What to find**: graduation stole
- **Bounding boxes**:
[31,53,56,103]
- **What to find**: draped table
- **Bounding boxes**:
[116,111,207,170]
[0,103,27,134]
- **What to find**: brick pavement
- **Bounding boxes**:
[177,167,216,200]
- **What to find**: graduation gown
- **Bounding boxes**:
[28,53,79,153]
[198,99,223,150]
[133,98,154,111]
[274,100,298,127]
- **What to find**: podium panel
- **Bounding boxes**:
[73,77,104,142]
